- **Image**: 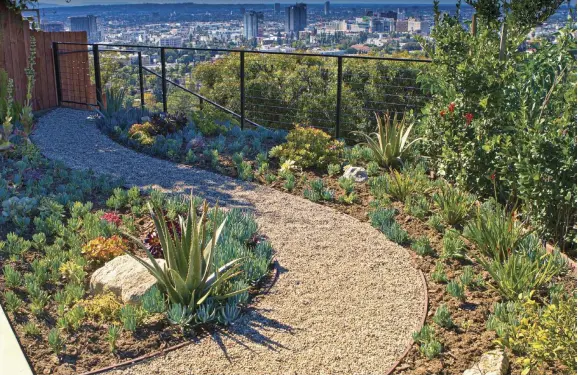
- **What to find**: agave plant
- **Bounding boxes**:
[352,112,421,168]
[97,87,126,119]
[123,196,246,312]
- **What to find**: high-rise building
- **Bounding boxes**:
[382,11,397,20]
[274,3,281,15]
[324,1,330,16]
[370,18,384,33]
[240,7,246,15]
[244,11,263,40]
[159,36,183,47]
[69,15,99,42]
[41,21,65,32]
[395,19,408,32]
[285,3,307,34]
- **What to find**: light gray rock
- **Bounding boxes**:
[343,166,368,182]
[141,116,151,123]
[463,350,509,375]
[90,255,165,304]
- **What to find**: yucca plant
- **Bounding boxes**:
[123,197,245,313]
[352,112,421,168]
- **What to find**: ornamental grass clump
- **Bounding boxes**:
[463,204,527,261]
[432,183,474,226]
[352,112,421,169]
[123,197,246,315]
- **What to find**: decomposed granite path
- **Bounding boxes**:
[31,108,427,375]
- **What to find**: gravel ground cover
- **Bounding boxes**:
[31,108,426,375]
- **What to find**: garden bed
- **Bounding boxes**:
[97,109,577,375]
[0,144,276,375]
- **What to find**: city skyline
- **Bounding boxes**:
[37,0,469,6]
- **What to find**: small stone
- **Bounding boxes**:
[463,350,509,375]
[342,166,368,182]
[186,136,206,151]
[141,116,151,123]
[90,255,165,304]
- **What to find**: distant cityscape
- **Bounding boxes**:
[36,2,573,56]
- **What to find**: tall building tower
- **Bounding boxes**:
[69,15,99,43]
[285,3,307,34]
[244,11,263,40]
[274,3,281,15]
[324,1,330,16]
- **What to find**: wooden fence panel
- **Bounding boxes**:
[0,4,95,111]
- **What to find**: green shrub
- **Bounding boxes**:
[3,290,22,312]
[369,207,409,245]
[446,280,465,302]
[431,261,448,283]
[303,179,333,202]
[460,266,474,288]
[47,328,64,355]
[338,176,355,195]
[141,286,166,314]
[119,305,139,332]
[282,173,295,191]
[433,304,453,329]
[22,321,41,337]
[269,125,344,169]
[411,236,434,256]
[3,264,22,288]
[107,325,122,353]
[441,229,465,260]
[404,195,430,221]
[327,163,341,176]
[218,300,240,326]
[432,184,474,226]
[427,214,445,233]
[412,324,443,359]
[488,294,576,374]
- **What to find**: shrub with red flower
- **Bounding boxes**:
[440,110,446,117]
[464,113,474,125]
[448,102,456,113]
[102,212,122,226]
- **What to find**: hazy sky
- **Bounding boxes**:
[38,0,460,5]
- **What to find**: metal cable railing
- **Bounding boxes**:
[53,42,431,138]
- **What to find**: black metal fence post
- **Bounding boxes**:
[53,42,62,106]
[240,51,245,130]
[93,44,103,110]
[160,47,168,113]
[138,52,145,112]
[335,56,343,139]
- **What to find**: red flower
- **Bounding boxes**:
[101,212,122,226]
[490,173,496,181]
[464,113,474,125]
[448,102,456,113]
[440,110,446,117]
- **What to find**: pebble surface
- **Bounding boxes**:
[32,108,427,375]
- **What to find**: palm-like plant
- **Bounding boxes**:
[123,197,245,311]
[352,112,421,168]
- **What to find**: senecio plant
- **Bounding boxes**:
[124,197,246,315]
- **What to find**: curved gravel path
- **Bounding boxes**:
[32,108,427,375]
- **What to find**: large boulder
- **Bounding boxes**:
[90,255,165,304]
[342,166,368,182]
[463,350,509,375]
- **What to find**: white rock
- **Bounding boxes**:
[463,350,509,375]
[90,255,165,304]
[343,166,368,182]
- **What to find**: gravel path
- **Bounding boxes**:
[32,108,427,375]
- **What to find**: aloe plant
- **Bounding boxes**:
[123,197,246,312]
[352,112,421,168]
